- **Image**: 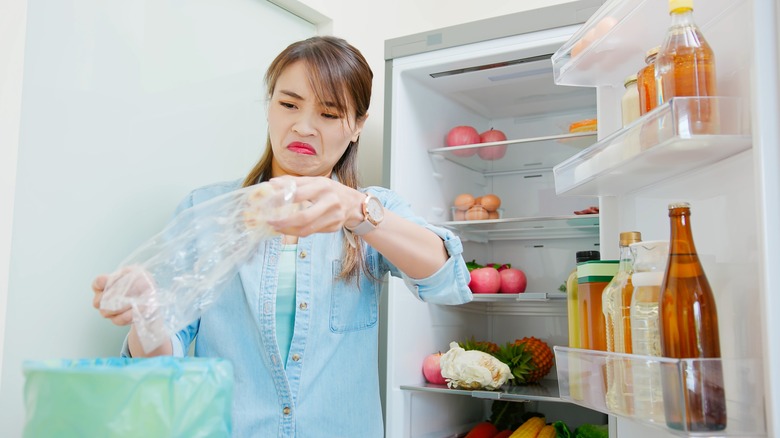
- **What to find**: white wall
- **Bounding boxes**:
[0,0,314,435]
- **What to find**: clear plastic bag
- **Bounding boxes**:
[100,180,299,352]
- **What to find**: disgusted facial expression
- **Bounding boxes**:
[268,61,365,178]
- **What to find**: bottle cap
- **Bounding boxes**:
[619,231,642,246]
[624,74,638,87]
[668,201,691,210]
[645,46,660,64]
[575,250,601,263]
[669,0,693,13]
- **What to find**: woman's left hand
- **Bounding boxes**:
[267,176,364,237]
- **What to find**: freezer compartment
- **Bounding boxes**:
[552,97,751,196]
[554,346,766,436]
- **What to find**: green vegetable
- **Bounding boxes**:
[466,259,483,272]
[558,283,567,292]
[489,400,527,431]
[574,423,608,438]
[553,420,572,438]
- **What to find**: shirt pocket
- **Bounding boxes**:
[329,256,379,333]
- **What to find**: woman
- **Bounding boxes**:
[92,36,472,437]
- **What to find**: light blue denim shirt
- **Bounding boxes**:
[123,179,472,437]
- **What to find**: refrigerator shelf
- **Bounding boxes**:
[551,0,739,87]
[554,346,766,437]
[469,292,567,302]
[429,132,597,175]
[439,214,599,242]
[400,379,564,403]
[553,97,751,196]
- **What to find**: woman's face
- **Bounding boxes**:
[268,61,365,178]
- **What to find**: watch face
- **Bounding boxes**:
[365,196,384,225]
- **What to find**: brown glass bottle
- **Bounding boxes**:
[659,202,726,431]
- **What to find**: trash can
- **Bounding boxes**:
[22,356,233,438]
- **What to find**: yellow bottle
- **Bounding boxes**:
[567,250,600,348]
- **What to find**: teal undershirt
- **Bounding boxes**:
[276,244,297,367]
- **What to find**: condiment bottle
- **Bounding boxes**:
[603,231,642,415]
[638,46,660,115]
[655,0,717,134]
[659,202,726,431]
[577,259,618,351]
[566,250,601,348]
[629,239,669,423]
[621,74,640,126]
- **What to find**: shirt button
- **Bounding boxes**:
[299,302,308,311]
[291,354,300,362]
[283,407,291,415]
[299,250,307,259]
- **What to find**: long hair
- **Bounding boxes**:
[242,36,373,281]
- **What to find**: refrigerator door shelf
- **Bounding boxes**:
[551,0,740,87]
[430,132,598,175]
[440,214,599,243]
[401,378,562,403]
[553,97,751,196]
[554,346,766,436]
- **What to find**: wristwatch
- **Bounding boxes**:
[345,193,384,236]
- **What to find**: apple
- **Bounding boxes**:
[446,126,480,157]
[422,352,447,385]
[468,267,501,294]
[478,129,508,160]
[499,268,527,293]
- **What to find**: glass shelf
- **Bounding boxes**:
[401,379,563,403]
[551,0,738,87]
[460,292,568,316]
[554,346,766,437]
[553,97,751,196]
[438,214,599,242]
[469,292,566,302]
[429,132,597,175]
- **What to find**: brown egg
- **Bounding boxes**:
[454,193,475,211]
[453,210,466,221]
[474,196,483,207]
[480,194,502,212]
[488,211,500,220]
[465,206,489,221]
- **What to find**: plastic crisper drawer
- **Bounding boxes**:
[552,97,751,196]
[554,346,766,437]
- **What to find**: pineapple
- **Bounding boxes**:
[495,337,554,384]
[459,337,500,355]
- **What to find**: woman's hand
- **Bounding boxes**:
[267,176,365,237]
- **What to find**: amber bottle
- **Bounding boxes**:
[659,202,726,431]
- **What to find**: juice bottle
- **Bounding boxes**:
[567,250,601,348]
[654,0,717,134]
[659,202,726,431]
[638,46,660,115]
[577,260,618,351]
[629,240,669,423]
[603,231,642,415]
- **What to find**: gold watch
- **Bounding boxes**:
[346,193,384,236]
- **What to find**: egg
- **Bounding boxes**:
[454,193,475,211]
[488,211,500,220]
[480,194,502,212]
[453,210,466,221]
[465,206,489,221]
[595,16,617,39]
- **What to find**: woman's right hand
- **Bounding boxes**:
[92,273,134,326]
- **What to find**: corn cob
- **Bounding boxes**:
[536,425,556,438]
[509,416,545,438]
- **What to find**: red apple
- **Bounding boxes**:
[478,129,508,160]
[468,267,501,294]
[446,126,480,157]
[499,268,527,293]
[422,352,447,385]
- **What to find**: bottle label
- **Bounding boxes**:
[577,260,619,283]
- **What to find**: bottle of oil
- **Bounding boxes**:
[659,202,726,431]
[654,0,717,134]
[629,240,669,423]
[603,231,642,415]
[567,250,601,348]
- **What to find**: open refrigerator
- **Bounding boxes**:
[380,0,779,437]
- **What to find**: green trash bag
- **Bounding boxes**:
[22,356,233,438]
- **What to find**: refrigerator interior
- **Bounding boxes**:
[383,0,773,435]
[383,24,608,437]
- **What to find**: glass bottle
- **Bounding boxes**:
[638,46,660,115]
[659,202,726,431]
[654,0,717,134]
[629,240,669,423]
[577,260,618,351]
[621,75,640,127]
[567,250,601,348]
[603,231,641,414]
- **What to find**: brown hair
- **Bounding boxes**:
[242,36,373,281]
